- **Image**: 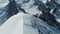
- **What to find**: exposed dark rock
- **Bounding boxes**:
[7,0,19,17]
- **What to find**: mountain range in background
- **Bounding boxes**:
[0,0,60,34]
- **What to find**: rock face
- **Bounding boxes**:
[6,0,19,17]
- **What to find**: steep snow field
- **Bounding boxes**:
[0,12,60,34]
[0,0,60,34]
[0,13,38,34]
[0,13,23,34]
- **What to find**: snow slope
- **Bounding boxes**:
[0,0,60,34]
[0,13,38,34]
[0,13,23,34]
[0,12,60,34]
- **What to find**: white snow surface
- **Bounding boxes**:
[0,13,38,34]
[0,12,60,34]
[0,13,23,34]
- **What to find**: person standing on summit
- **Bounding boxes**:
[7,0,19,17]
